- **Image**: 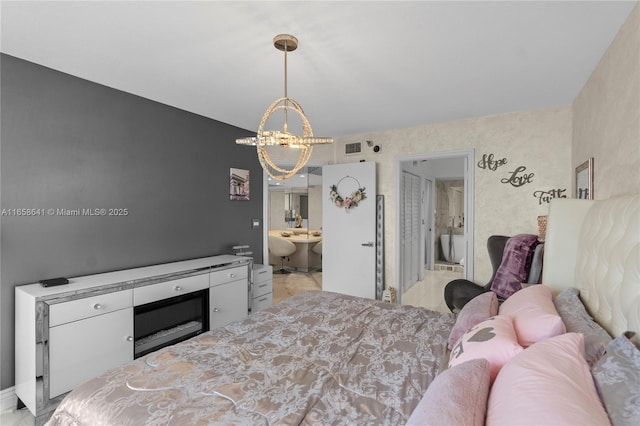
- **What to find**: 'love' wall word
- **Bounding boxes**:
[501,166,534,187]
[533,189,567,205]
[477,153,507,171]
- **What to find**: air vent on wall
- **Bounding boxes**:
[345,142,362,155]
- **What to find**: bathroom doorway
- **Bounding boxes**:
[395,150,474,304]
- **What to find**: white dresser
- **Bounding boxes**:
[15,255,251,425]
[251,264,273,312]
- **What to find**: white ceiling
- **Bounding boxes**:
[1,1,636,138]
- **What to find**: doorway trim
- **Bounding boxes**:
[395,149,475,303]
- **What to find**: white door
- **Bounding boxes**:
[322,162,377,299]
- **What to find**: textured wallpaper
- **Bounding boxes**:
[332,106,572,288]
[573,3,640,200]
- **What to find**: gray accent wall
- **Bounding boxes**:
[1,54,264,390]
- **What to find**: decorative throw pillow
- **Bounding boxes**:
[407,359,490,426]
[592,334,640,426]
[490,234,540,298]
[486,333,611,426]
[499,284,566,347]
[448,291,499,350]
[448,315,523,382]
[553,287,612,366]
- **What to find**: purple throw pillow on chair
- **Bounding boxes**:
[490,234,539,299]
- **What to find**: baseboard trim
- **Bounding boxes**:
[1,386,16,412]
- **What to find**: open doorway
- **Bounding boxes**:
[395,150,474,307]
[262,166,323,271]
[262,166,324,304]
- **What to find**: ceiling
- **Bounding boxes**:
[1,1,636,138]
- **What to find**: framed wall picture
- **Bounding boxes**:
[230,168,250,200]
[575,157,594,200]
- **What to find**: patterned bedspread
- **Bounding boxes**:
[47,291,454,425]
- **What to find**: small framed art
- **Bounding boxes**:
[230,168,250,201]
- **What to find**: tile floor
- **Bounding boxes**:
[273,267,458,315]
[401,268,463,313]
[1,268,453,425]
[1,405,34,426]
[272,269,322,304]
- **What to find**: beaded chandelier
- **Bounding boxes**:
[236,34,333,180]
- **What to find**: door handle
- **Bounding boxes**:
[361,242,374,247]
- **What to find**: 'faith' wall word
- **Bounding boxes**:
[533,188,567,205]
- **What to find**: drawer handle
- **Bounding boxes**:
[93,303,103,310]
[258,284,267,288]
[229,273,237,278]
[174,285,182,291]
[126,336,134,342]
[258,297,268,302]
[213,308,219,312]
[258,271,267,275]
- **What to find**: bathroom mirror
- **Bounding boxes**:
[268,167,322,233]
[575,158,594,200]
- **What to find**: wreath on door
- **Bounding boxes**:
[329,176,367,210]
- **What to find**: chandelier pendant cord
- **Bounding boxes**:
[283,38,288,134]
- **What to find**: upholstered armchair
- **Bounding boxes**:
[444,235,544,313]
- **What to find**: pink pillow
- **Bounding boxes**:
[407,359,490,426]
[499,284,566,347]
[448,315,523,382]
[448,292,499,350]
[486,333,611,426]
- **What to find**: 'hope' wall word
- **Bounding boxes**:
[477,153,507,171]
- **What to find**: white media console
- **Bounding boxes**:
[15,254,262,425]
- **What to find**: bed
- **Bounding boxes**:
[47,194,639,425]
[46,291,455,425]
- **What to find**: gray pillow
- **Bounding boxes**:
[592,334,640,426]
[553,287,611,366]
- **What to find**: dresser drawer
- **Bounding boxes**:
[253,264,272,284]
[253,279,273,298]
[210,265,248,287]
[134,273,209,306]
[49,289,133,327]
[252,293,273,313]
